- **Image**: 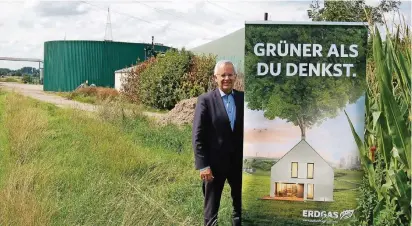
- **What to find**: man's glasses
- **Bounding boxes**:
[217,73,236,78]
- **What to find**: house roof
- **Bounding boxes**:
[271,139,334,170]
[115,65,136,73]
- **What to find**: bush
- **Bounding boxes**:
[22,75,32,84]
[121,48,244,111]
[180,53,217,99]
[120,57,158,104]
[126,49,216,110]
[138,49,192,110]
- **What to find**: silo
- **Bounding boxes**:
[43,40,171,91]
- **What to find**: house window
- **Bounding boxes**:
[291,162,298,178]
[307,184,314,199]
[307,163,314,179]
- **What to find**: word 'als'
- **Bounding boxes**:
[253,41,359,58]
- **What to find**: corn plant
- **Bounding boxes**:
[345,18,411,225]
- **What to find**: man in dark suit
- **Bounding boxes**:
[192,60,244,226]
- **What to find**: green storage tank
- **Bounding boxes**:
[43,40,171,91]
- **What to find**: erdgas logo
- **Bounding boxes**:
[302,210,354,220]
[339,210,354,220]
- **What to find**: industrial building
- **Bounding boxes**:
[189,28,245,73]
[43,40,171,92]
[114,65,135,91]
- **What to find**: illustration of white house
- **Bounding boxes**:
[270,139,334,202]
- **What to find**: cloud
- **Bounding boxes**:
[0,0,410,70]
[18,20,34,29]
[34,1,90,17]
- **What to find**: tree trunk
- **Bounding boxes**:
[297,118,306,140]
[299,124,306,140]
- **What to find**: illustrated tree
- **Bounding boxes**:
[245,24,368,140]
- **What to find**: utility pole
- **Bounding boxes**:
[152,36,154,53]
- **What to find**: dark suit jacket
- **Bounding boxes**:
[192,88,244,174]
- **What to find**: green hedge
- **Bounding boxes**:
[123,49,216,110]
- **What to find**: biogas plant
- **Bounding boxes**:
[43,39,172,92]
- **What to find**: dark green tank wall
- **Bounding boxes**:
[43,40,171,91]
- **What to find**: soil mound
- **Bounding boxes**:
[159,97,198,126]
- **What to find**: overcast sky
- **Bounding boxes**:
[0,0,410,70]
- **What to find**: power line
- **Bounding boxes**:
[205,0,246,18]
[135,1,183,18]
[82,1,152,24]
[81,1,196,36]
[134,0,220,31]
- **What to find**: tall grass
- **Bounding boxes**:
[0,91,235,225]
[0,92,55,226]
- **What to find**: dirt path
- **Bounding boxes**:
[0,82,99,112]
[0,82,164,119]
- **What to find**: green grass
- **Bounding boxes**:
[52,92,97,104]
[0,90,10,187]
[0,90,235,226]
[0,76,21,83]
[242,169,363,225]
[51,91,167,114]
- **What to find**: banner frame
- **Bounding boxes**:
[244,21,368,26]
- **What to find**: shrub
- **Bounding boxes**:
[138,49,193,110]
[180,54,216,100]
[22,75,32,84]
[120,57,158,104]
[121,48,244,110]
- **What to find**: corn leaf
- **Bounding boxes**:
[373,27,410,170]
[391,54,410,105]
[391,169,411,222]
[377,118,393,168]
[372,111,381,130]
[344,110,377,190]
[397,52,411,99]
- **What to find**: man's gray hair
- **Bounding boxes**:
[213,60,237,75]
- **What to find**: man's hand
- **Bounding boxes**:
[200,168,214,181]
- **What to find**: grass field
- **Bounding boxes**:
[0,76,22,83]
[0,90,235,226]
[242,169,363,225]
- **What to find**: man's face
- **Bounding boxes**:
[214,63,237,94]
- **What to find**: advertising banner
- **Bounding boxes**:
[242,21,368,225]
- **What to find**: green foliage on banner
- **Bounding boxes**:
[244,24,368,138]
[345,22,411,225]
[308,0,401,25]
